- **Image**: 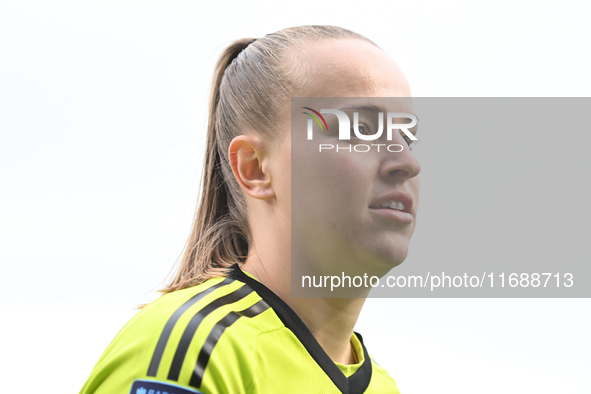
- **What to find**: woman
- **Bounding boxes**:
[81,25,420,394]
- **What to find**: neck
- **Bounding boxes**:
[241,254,366,365]
[287,296,366,364]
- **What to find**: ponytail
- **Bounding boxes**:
[161,39,253,293]
[161,26,377,294]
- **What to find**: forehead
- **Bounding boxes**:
[289,38,411,98]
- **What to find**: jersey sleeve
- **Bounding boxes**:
[79,278,270,394]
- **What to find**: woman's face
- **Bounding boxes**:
[274,38,421,282]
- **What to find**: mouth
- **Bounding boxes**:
[370,200,408,212]
[368,192,414,224]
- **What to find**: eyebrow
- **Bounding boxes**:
[338,104,388,113]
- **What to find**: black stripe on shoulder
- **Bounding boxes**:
[189,299,270,388]
[167,283,255,381]
[147,277,234,377]
[227,264,372,394]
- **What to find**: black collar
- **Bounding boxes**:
[227,263,372,394]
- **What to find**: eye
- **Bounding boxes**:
[350,123,372,138]
[401,132,419,151]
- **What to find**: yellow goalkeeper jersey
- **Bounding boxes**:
[80,264,400,393]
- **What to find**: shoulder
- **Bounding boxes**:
[80,276,281,394]
[80,267,402,394]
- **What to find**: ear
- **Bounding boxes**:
[228,134,275,201]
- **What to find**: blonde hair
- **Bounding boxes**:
[162,25,377,294]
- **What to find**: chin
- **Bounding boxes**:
[373,244,410,275]
[347,248,408,279]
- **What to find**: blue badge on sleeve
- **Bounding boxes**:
[129,379,203,394]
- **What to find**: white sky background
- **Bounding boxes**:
[1,1,590,393]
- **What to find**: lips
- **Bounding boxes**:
[368,191,414,224]
[368,191,413,214]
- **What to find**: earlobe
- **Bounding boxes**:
[228,135,275,201]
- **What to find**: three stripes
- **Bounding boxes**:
[147,278,269,388]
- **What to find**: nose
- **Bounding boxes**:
[378,142,421,182]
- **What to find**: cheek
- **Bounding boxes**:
[304,151,373,214]
[277,151,292,207]
[291,137,376,234]
[339,149,374,179]
[327,152,367,181]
